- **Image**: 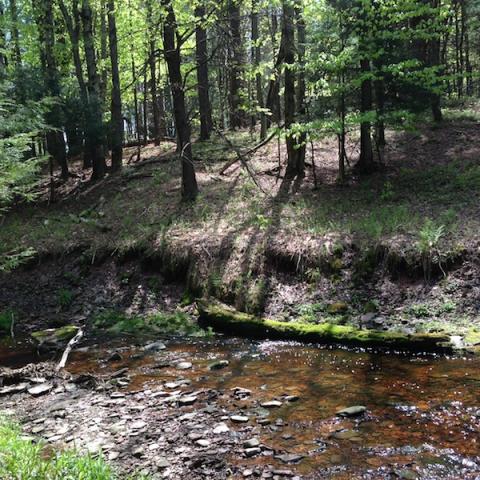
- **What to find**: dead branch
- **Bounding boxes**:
[219,127,280,175]
[56,328,84,372]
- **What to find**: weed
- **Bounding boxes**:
[0,310,14,334]
[57,288,74,309]
[380,181,395,201]
[407,303,433,318]
[0,416,145,479]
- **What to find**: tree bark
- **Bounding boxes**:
[251,0,266,140]
[228,0,246,129]
[35,0,69,179]
[81,0,106,180]
[195,4,213,140]
[107,0,123,171]
[162,0,198,201]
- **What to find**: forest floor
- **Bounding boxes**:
[1,108,480,347]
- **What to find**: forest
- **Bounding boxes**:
[0,0,480,479]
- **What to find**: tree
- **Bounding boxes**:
[34,0,69,179]
[162,0,198,201]
[81,0,107,180]
[108,0,123,171]
[195,3,213,140]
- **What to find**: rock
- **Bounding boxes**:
[284,395,300,403]
[131,420,147,430]
[176,361,192,370]
[213,423,230,434]
[245,447,262,457]
[132,446,144,458]
[179,395,198,406]
[208,360,229,370]
[332,430,361,440]
[108,451,120,461]
[110,392,126,399]
[143,341,167,352]
[28,383,53,397]
[32,425,45,434]
[336,405,367,417]
[243,469,253,477]
[156,457,170,469]
[274,453,304,463]
[0,383,29,396]
[195,439,211,447]
[261,401,282,408]
[244,438,260,448]
[230,415,249,423]
[232,387,252,398]
[107,352,123,362]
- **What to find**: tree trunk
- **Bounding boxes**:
[35,0,69,179]
[294,0,306,172]
[0,3,7,79]
[251,0,266,140]
[162,0,198,201]
[195,4,213,140]
[429,0,443,122]
[283,0,301,178]
[81,0,106,180]
[228,0,246,129]
[100,0,108,102]
[107,0,123,171]
[358,58,375,173]
[59,0,90,167]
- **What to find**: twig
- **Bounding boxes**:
[56,328,84,372]
[10,313,14,340]
[219,127,281,175]
[214,127,269,195]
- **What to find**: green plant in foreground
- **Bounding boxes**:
[0,310,14,334]
[0,417,146,479]
[57,289,74,309]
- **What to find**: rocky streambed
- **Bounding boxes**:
[1,336,480,479]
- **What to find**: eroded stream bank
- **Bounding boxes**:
[1,337,479,479]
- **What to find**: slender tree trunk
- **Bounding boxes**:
[81,0,106,180]
[100,0,108,102]
[162,0,198,200]
[228,0,246,129]
[251,0,266,139]
[107,0,123,171]
[35,0,69,179]
[0,3,7,79]
[283,0,301,178]
[266,8,281,126]
[10,0,24,101]
[429,0,443,121]
[358,58,375,173]
[195,4,213,140]
[295,0,306,172]
[59,0,90,167]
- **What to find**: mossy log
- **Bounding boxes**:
[197,301,452,352]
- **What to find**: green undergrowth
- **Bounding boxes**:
[93,310,212,337]
[0,417,147,480]
[0,310,14,334]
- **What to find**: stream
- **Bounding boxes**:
[1,336,479,479]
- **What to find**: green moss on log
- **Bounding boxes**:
[197,301,452,352]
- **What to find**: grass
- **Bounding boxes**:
[0,417,146,480]
[93,310,212,337]
[0,121,479,275]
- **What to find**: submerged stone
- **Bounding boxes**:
[336,405,367,417]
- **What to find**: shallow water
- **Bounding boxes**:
[2,336,480,478]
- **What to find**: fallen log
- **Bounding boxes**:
[197,300,453,353]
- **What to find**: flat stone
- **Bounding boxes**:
[131,420,147,430]
[230,415,249,423]
[195,439,211,447]
[213,423,230,434]
[208,360,229,370]
[243,438,260,448]
[176,361,192,370]
[179,395,198,406]
[156,457,171,469]
[275,453,304,463]
[336,406,367,417]
[143,341,167,352]
[28,384,53,397]
[244,447,261,457]
[0,383,29,395]
[284,395,300,403]
[261,401,282,408]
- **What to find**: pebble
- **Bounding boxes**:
[178,395,198,406]
[195,439,211,447]
[176,361,192,370]
[336,405,367,417]
[244,438,260,448]
[245,447,262,457]
[213,422,230,434]
[261,401,282,408]
[208,360,229,370]
[230,415,249,423]
[28,384,53,397]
